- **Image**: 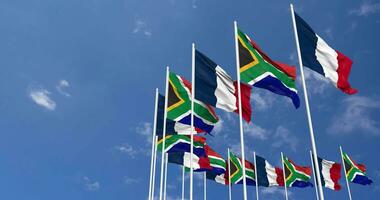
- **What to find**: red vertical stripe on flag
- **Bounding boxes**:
[330,163,342,190]
[336,51,358,95]
[275,167,285,186]
[233,81,252,122]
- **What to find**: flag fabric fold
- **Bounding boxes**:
[343,152,373,185]
[256,155,284,187]
[316,157,342,190]
[195,50,252,122]
[283,155,313,188]
[205,145,226,175]
[229,151,255,185]
[294,12,357,95]
[237,28,300,108]
[168,152,212,171]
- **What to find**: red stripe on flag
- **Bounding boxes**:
[233,81,252,122]
[275,167,285,186]
[289,159,311,176]
[336,51,358,95]
[330,163,342,190]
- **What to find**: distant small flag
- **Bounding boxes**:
[167,72,219,133]
[316,157,342,190]
[168,152,211,171]
[229,151,255,185]
[157,135,207,157]
[294,12,357,94]
[283,155,313,187]
[237,28,300,108]
[195,50,252,122]
[342,152,373,185]
[205,145,226,175]
[255,155,284,187]
[206,169,229,185]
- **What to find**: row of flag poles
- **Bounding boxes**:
[146,4,371,200]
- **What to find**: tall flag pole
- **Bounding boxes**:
[182,166,185,200]
[190,43,196,200]
[310,150,320,200]
[159,66,170,200]
[149,89,159,200]
[204,172,207,200]
[151,136,158,200]
[281,152,289,200]
[339,146,353,200]
[289,4,325,200]
[234,20,248,200]
[253,152,259,200]
[228,148,232,200]
[163,153,168,200]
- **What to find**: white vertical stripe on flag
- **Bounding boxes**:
[320,159,336,190]
[265,160,280,186]
[183,152,201,169]
[315,35,339,86]
[215,66,237,112]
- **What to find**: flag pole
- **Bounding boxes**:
[148,88,159,200]
[253,151,259,200]
[281,152,288,200]
[340,146,353,200]
[289,4,325,200]
[204,172,207,200]
[163,153,168,200]
[309,150,320,200]
[151,136,158,200]
[234,20,248,200]
[190,42,196,200]
[228,148,232,200]
[159,66,170,200]
[182,166,185,200]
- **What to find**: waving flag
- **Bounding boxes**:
[343,152,373,185]
[205,145,226,175]
[229,151,255,185]
[316,157,342,190]
[294,12,357,94]
[157,135,206,157]
[283,155,313,187]
[168,152,211,171]
[195,50,252,122]
[256,155,284,187]
[207,170,229,185]
[237,28,300,108]
[167,72,219,133]
[156,94,202,135]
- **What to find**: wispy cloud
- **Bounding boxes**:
[349,1,380,16]
[132,19,152,37]
[251,92,275,111]
[114,143,138,158]
[300,67,330,95]
[244,123,269,140]
[272,126,299,152]
[191,0,198,9]
[56,79,71,97]
[29,88,56,111]
[124,176,141,184]
[328,96,380,135]
[83,176,100,191]
[136,122,153,143]
[261,187,292,197]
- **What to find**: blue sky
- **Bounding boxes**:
[0,0,379,199]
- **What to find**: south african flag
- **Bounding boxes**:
[229,151,255,185]
[343,152,373,185]
[283,155,313,187]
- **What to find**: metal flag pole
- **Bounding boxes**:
[204,172,207,200]
[190,42,196,200]
[233,20,248,200]
[228,148,232,200]
[182,166,185,200]
[281,152,289,200]
[309,150,320,200]
[151,136,159,200]
[163,153,168,200]
[159,66,170,200]
[340,146,353,200]
[253,152,259,200]
[148,89,159,200]
[289,4,325,200]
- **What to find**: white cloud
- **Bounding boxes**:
[272,126,298,152]
[301,67,330,95]
[328,96,380,135]
[350,1,380,16]
[29,88,56,111]
[83,176,100,191]
[133,19,152,37]
[212,119,224,135]
[136,122,153,143]
[115,143,138,158]
[56,79,71,97]
[244,123,269,140]
[251,92,275,111]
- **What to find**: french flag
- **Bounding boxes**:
[255,155,284,187]
[195,50,252,122]
[168,151,212,171]
[295,12,357,95]
[317,157,342,191]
